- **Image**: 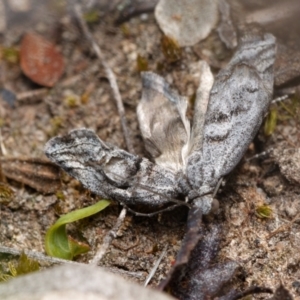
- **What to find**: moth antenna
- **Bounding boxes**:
[271,94,290,105]
[245,149,272,162]
[264,93,293,118]
[246,146,299,170]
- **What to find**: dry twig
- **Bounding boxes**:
[90,208,127,265]
[16,88,49,104]
[144,245,167,287]
[0,128,7,156]
[73,4,134,153]
[73,4,134,266]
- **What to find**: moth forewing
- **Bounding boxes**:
[186,32,277,194]
[45,129,184,208]
[137,72,190,173]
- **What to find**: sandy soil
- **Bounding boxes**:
[0,1,299,299]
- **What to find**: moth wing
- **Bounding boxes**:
[45,129,181,207]
[189,60,214,155]
[137,72,190,172]
[187,32,276,193]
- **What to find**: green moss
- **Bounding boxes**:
[0,253,39,282]
[1,47,19,64]
[50,116,64,136]
[14,253,39,275]
[277,95,300,122]
[120,24,131,38]
[136,55,149,72]
[83,10,99,24]
[160,35,182,63]
[0,183,14,204]
[56,190,65,201]
[264,108,277,136]
[64,94,79,108]
[156,61,166,72]
[255,204,273,219]
[189,92,196,106]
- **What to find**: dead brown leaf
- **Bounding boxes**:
[0,157,61,194]
[20,32,65,87]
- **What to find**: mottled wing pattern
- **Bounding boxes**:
[45,129,182,207]
[137,72,190,172]
[187,33,276,194]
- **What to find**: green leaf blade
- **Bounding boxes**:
[45,199,110,260]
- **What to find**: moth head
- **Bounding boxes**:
[192,194,217,216]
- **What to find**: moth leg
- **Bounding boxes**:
[212,177,223,197]
[245,149,271,162]
[271,94,289,105]
[118,202,190,218]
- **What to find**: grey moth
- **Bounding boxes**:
[45,32,276,216]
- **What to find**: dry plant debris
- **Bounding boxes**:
[20,32,65,87]
[0,157,61,193]
[272,148,300,184]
